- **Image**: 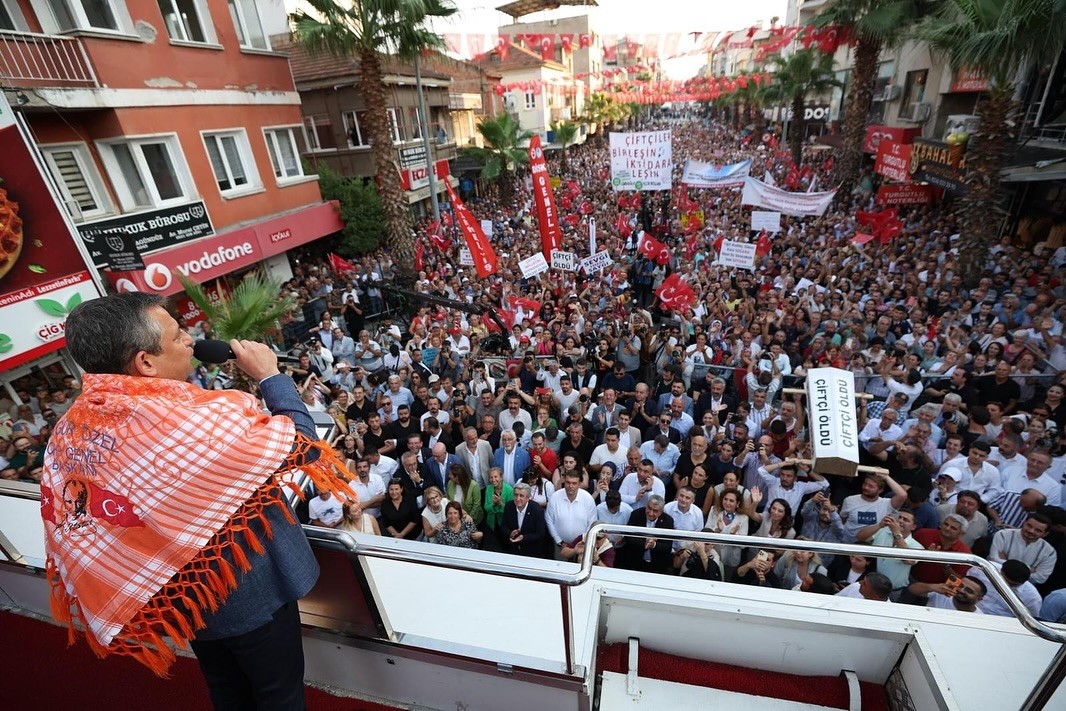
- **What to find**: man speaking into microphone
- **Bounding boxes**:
[41,293,353,710]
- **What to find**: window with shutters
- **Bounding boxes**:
[262,126,307,184]
[40,143,112,221]
[202,129,261,197]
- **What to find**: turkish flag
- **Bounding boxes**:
[656,273,696,311]
[328,252,356,275]
[599,167,609,181]
[579,32,593,48]
[414,241,424,271]
[539,35,554,60]
[496,35,510,59]
[714,233,725,253]
[878,217,904,244]
[40,485,56,524]
[755,230,772,258]
[615,213,632,237]
[685,234,700,261]
[559,34,573,52]
[441,211,453,228]
[655,243,672,266]
[86,481,144,527]
[579,200,593,215]
[568,180,581,198]
[560,194,573,210]
[564,214,580,228]
[429,232,451,251]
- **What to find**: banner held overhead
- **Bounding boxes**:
[609,130,672,191]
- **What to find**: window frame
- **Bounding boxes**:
[226,0,269,51]
[39,141,114,221]
[262,125,309,185]
[36,0,135,35]
[156,0,217,45]
[524,90,537,110]
[342,110,370,148]
[95,133,195,211]
[200,128,261,198]
[303,114,337,152]
[0,0,30,31]
[386,107,405,144]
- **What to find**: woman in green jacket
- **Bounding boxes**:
[482,466,514,544]
[446,463,483,527]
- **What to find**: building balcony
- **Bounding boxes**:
[449,92,483,111]
[550,106,573,123]
[0,30,98,88]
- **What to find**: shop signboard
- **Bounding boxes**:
[908,138,968,194]
[78,201,214,267]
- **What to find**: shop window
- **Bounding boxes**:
[202,129,259,196]
[97,134,194,210]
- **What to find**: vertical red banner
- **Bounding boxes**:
[445,182,497,278]
[528,134,562,260]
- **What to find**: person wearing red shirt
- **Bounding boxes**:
[912,514,971,584]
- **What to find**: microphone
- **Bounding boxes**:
[193,339,235,364]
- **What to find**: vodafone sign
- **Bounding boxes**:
[110,202,342,296]
[115,232,262,295]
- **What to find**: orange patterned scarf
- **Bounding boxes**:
[40,374,353,676]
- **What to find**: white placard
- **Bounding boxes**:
[751,211,782,233]
[741,176,837,217]
[609,130,673,191]
[588,217,597,255]
[459,247,473,266]
[580,250,612,274]
[717,240,757,271]
[805,368,860,477]
[681,158,751,188]
[551,250,578,271]
[518,252,550,279]
[480,219,494,238]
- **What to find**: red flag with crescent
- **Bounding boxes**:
[755,230,772,258]
[656,273,696,311]
[414,241,424,271]
[86,481,145,527]
[579,33,593,48]
[579,200,593,215]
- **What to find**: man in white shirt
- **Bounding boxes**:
[596,490,633,548]
[308,489,345,528]
[615,411,642,450]
[858,409,903,456]
[989,433,1027,483]
[663,486,705,551]
[348,458,386,518]
[546,470,598,558]
[969,559,1042,618]
[589,428,629,477]
[1000,449,1061,507]
[989,513,1057,585]
[536,360,565,392]
[498,393,532,431]
[619,459,667,509]
[756,459,829,515]
[941,441,1002,504]
[935,492,988,547]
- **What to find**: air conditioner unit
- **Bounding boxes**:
[903,102,932,122]
[882,85,902,102]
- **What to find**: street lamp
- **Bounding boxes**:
[414,53,441,221]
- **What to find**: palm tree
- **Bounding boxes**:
[180,274,295,392]
[814,0,936,194]
[765,49,842,167]
[291,0,457,269]
[551,120,579,170]
[463,113,533,202]
[917,0,1066,282]
[582,93,632,144]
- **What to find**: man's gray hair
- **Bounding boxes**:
[943,393,963,405]
[513,482,532,496]
[944,513,969,528]
[64,293,166,374]
[917,404,939,417]
[712,377,727,388]
[647,494,665,509]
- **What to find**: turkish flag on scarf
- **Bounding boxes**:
[445,182,498,278]
[656,273,696,311]
[414,241,425,271]
[87,481,145,527]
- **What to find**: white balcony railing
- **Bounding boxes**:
[0,30,98,87]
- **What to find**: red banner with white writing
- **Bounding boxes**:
[874,141,912,182]
[528,135,563,260]
[876,183,936,205]
[445,182,498,278]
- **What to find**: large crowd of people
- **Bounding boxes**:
[4,116,1066,619]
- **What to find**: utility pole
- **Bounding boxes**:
[414,52,440,221]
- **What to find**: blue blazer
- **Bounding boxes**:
[425,453,461,489]
[493,446,531,484]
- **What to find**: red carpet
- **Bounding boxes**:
[0,611,402,710]
[597,642,889,711]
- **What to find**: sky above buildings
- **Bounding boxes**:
[433,0,790,77]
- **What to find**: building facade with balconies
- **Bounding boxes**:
[274,36,461,215]
[0,0,342,385]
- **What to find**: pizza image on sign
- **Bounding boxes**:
[0,182,25,283]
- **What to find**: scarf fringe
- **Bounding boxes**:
[47,433,353,677]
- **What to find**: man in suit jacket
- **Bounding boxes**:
[618,495,675,574]
[642,413,683,446]
[424,442,462,490]
[494,429,531,485]
[502,483,547,557]
[656,380,694,417]
[456,425,494,487]
[694,377,736,423]
[590,388,626,439]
